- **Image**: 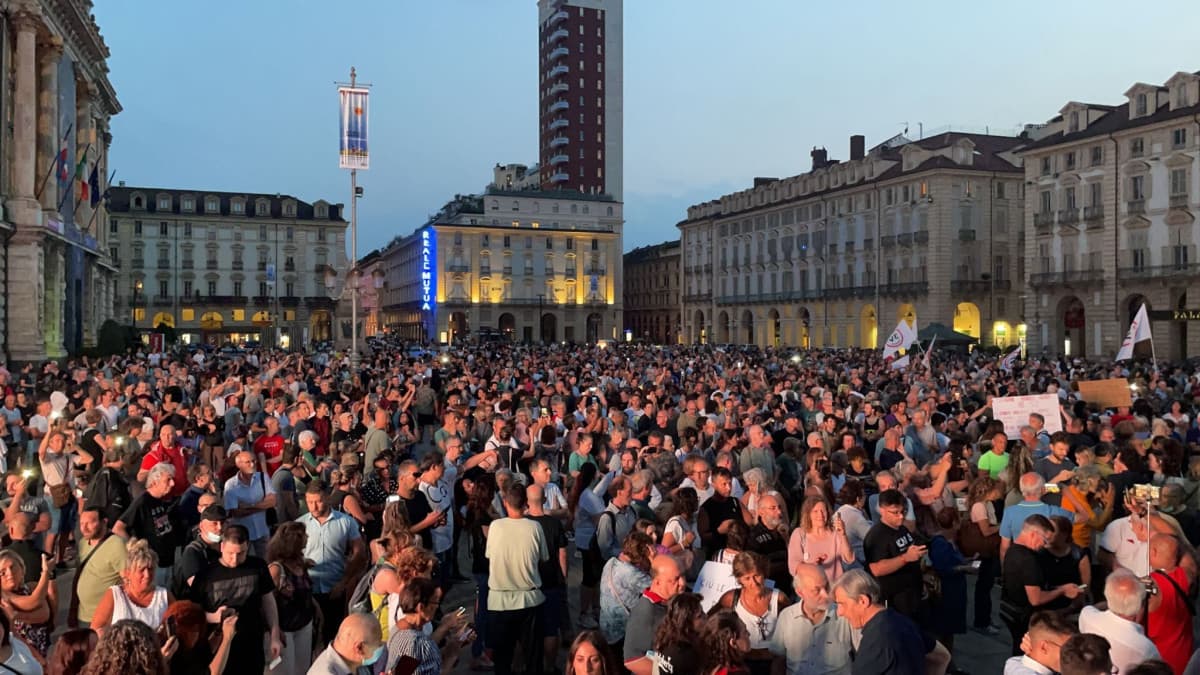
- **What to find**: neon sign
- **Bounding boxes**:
[420,229,436,330]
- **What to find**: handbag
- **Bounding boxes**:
[48,482,72,508]
[258,471,279,529]
[958,518,999,558]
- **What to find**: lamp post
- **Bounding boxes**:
[536,293,545,344]
[132,279,143,332]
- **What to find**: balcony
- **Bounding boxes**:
[304,296,336,310]
[549,82,569,96]
[231,260,243,271]
[896,233,913,247]
[548,9,567,25]
[549,135,568,149]
[548,64,569,78]
[1083,205,1104,222]
[181,260,193,270]
[585,267,607,275]
[206,260,218,270]
[549,153,569,165]
[549,171,569,183]
[547,27,568,44]
[548,99,569,114]
[252,295,271,306]
[280,296,300,308]
[549,117,569,130]
[683,294,711,304]
[447,263,470,273]
[502,266,513,276]
[1120,263,1200,280]
[913,230,929,244]
[958,229,976,242]
[881,281,930,297]
[1170,194,1190,209]
[548,46,569,61]
[206,295,248,306]
[152,295,172,306]
[1029,270,1106,287]
[1127,199,1146,215]
[131,258,144,269]
[284,262,295,272]
[950,279,989,294]
[1033,212,1055,227]
[1058,208,1080,225]
[257,262,268,271]
[880,235,896,248]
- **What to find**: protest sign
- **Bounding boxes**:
[1075,378,1133,409]
[992,394,1062,438]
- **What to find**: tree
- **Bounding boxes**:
[97,319,136,356]
[154,322,178,345]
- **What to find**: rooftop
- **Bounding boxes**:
[108,186,346,222]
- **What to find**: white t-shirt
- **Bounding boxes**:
[1078,606,1160,674]
[678,477,715,505]
[542,482,568,513]
[665,515,701,550]
[418,479,454,554]
[1100,516,1149,577]
[3,636,43,674]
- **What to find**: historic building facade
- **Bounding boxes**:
[679,133,1028,349]
[623,239,680,343]
[1020,70,1200,360]
[2,0,121,361]
[379,188,624,344]
[107,187,348,347]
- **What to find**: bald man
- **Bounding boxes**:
[1145,533,1193,674]
[770,564,854,674]
[624,556,684,675]
[307,612,385,675]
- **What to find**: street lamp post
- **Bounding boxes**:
[536,293,545,344]
[132,279,143,332]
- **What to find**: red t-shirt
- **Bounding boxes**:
[253,434,285,477]
[139,441,188,497]
[1148,567,1193,674]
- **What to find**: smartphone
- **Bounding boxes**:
[166,616,177,639]
[1077,584,1087,592]
[268,656,283,670]
[971,560,982,570]
[20,469,33,479]
[393,655,420,675]
[386,495,401,504]
[455,606,467,617]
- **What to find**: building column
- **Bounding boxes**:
[81,264,96,348]
[44,241,66,358]
[75,77,97,231]
[8,232,47,362]
[9,10,41,224]
[36,35,63,215]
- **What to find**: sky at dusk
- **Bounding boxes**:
[94,0,1200,255]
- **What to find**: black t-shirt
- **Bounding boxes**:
[7,539,46,584]
[657,639,702,675]
[401,493,434,549]
[1001,543,1044,614]
[188,557,275,671]
[467,510,493,575]
[173,539,221,599]
[119,492,182,566]
[86,466,132,527]
[863,522,922,617]
[700,494,742,553]
[852,608,929,675]
[529,514,567,589]
[772,429,805,456]
[1038,545,1087,611]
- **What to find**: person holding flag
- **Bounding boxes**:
[1115,303,1155,371]
[999,346,1021,372]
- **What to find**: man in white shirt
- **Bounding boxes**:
[417,451,454,589]
[770,564,853,675]
[1099,513,1150,576]
[1078,568,1160,674]
[223,450,277,560]
[1003,610,1075,675]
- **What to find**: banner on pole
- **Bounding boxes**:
[992,394,1062,438]
[338,87,370,170]
[1075,378,1134,409]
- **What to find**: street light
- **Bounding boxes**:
[132,279,143,332]
[536,293,545,344]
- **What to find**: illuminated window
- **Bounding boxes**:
[181,309,195,321]
[232,309,245,321]
[284,310,296,321]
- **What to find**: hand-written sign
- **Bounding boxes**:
[692,561,774,612]
[991,394,1062,438]
[1075,378,1133,409]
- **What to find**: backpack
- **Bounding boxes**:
[347,561,394,619]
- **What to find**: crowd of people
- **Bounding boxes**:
[0,340,1198,675]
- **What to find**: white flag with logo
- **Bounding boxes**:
[881,320,917,360]
[922,335,936,369]
[890,355,910,370]
[999,346,1021,372]
[1115,303,1152,362]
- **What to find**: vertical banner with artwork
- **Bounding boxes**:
[338,87,370,170]
[421,228,437,340]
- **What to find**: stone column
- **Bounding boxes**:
[46,242,66,358]
[36,35,63,215]
[75,79,96,231]
[9,10,41,220]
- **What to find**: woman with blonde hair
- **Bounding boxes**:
[90,539,172,635]
[0,550,51,661]
[79,619,168,675]
[786,496,854,582]
[370,534,433,640]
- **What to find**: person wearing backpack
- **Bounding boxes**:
[83,447,131,527]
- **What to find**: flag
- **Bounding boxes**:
[999,346,1021,372]
[88,163,100,207]
[881,319,918,360]
[75,153,88,202]
[922,335,936,370]
[890,355,910,370]
[56,142,69,185]
[1115,303,1152,361]
[338,86,370,169]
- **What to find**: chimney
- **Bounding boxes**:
[753,177,778,188]
[810,147,828,171]
[850,135,865,161]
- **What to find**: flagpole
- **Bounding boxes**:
[83,170,116,234]
[349,66,359,366]
[60,143,90,213]
[36,123,74,201]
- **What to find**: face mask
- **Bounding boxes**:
[362,644,384,666]
[203,531,222,544]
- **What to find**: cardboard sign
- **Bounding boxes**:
[1075,378,1133,409]
[992,394,1062,438]
[692,561,774,612]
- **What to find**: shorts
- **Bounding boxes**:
[47,496,76,535]
[541,586,565,637]
[581,545,603,587]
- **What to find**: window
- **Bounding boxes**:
[1091,146,1103,166]
[503,235,511,248]
[231,201,244,214]
[1068,111,1079,132]
[207,281,217,296]
[1090,182,1102,206]
[183,281,193,297]
[109,218,118,234]
[1132,175,1145,200]
[182,198,194,211]
[996,182,1006,199]
[134,220,143,235]
[566,238,574,250]
[259,282,268,297]
[1174,245,1189,268]
[284,255,295,271]
[286,227,294,242]
[1065,152,1075,170]
[1041,157,1052,176]
[284,203,295,216]
[1130,137,1144,157]
[1173,128,1188,148]
[233,281,242,297]
[1065,187,1076,210]
[109,246,118,262]
[1171,169,1188,195]
[285,282,294,297]
[183,222,192,238]
[206,199,219,213]
[591,238,598,251]
[158,197,170,210]
[318,228,326,242]
[259,224,267,240]
[1040,190,1052,213]
[481,234,490,248]
[1136,93,1147,116]
[524,236,532,249]
[159,222,168,236]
